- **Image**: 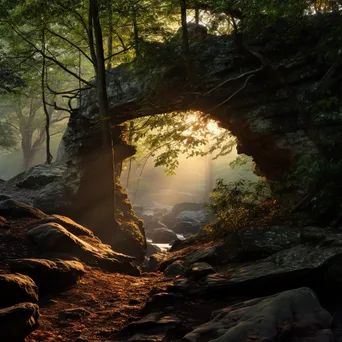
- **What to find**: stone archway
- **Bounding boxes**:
[36,15,341,260]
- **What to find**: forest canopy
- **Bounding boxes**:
[0,0,341,173]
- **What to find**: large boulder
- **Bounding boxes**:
[184,262,215,280]
[9,163,67,190]
[27,222,140,276]
[111,220,146,262]
[182,287,331,342]
[164,260,186,278]
[0,302,40,341]
[151,228,178,244]
[161,225,302,270]
[144,253,167,273]
[0,274,38,308]
[238,225,301,258]
[0,199,47,219]
[161,203,205,228]
[33,181,72,214]
[182,243,342,297]
[9,258,86,292]
[36,214,95,238]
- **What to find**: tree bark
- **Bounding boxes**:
[89,0,119,235]
[107,2,113,69]
[132,2,141,58]
[180,0,189,54]
[41,28,52,164]
[195,5,199,24]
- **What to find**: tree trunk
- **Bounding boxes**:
[195,5,199,24]
[132,3,141,58]
[125,121,134,188]
[180,0,189,54]
[107,2,113,69]
[204,144,213,201]
[21,131,34,170]
[89,0,119,237]
[41,28,52,164]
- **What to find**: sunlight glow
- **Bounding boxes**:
[184,112,224,138]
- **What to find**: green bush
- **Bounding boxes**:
[205,179,277,237]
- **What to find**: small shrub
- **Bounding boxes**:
[205,179,278,237]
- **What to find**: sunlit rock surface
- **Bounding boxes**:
[9,258,86,292]
[27,222,140,276]
[0,273,38,308]
[182,287,331,342]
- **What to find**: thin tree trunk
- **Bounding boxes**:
[204,144,213,201]
[107,2,113,69]
[195,5,199,24]
[125,121,134,188]
[89,0,118,229]
[41,28,52,164]
[180,0,189,54]
[132,3,141,58]
[90,0,110,147]
[22,132,33,170]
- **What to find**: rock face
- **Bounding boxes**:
[37,214,95,238]
[0,302,40,341]
[164,260,186,277]
[0,199,47,219]
[157,225,342,307]
[182,287,331,342]
[27,222,140,276]
[0,274,38,308]
[9,258,86,292]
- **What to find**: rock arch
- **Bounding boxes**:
[33,15,342,259]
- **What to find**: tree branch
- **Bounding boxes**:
[11,26,94,87]
[210,74,255,111]
[45,27,94,65]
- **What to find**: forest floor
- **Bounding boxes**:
[0,217,242,341]
[0,218,172,341]
[26,269,171,342]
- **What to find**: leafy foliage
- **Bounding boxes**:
[205,178,277,236]
[287,155,342,222]
[0,123,17,151]
[126,111,235,175]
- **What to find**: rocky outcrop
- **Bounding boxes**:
[36,214,95,238]
[9,258,86,292]
[0,302,39,341]
[161,225,342,306]
[183,287,331,342]
[0,274,38,308]
[27,222,140,276]
[0,199,47,219]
